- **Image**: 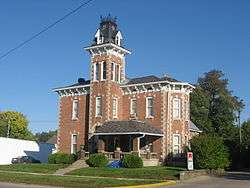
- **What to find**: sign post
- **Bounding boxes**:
[187,152,194,171]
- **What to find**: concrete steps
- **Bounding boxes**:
[54,159,88,175]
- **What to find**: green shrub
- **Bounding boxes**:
[48,153,76,164]
[190,135,230,169]
[86,154,109,167]
[122,154,143,168]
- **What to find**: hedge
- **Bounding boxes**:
[86,154,109,167]
[190,135,230,169]
[48,153,76,164]
[122,154,143,168]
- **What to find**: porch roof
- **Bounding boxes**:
[93,120,163,137]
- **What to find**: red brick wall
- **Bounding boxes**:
[57,95,89,153]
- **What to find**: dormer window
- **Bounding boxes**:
[115,31,122,46]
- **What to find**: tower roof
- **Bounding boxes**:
[92,15,123,46]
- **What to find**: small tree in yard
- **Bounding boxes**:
[190,135,230,169]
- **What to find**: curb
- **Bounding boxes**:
[113,181,176,188]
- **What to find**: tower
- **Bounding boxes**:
[84,16,131,151]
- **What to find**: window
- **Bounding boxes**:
[146,97,153,117]
[173,134,180,156]
[71,134,77,154]
[115,64,120,82]
[72,100,79,120]
[96,97,102,116]
[185,101,189,120]
[130,98,137,115]
[94,63,99,81]
[111,63,115,81]
[173,98,181,119]
[101,61,107,80]
[112,98,118,118]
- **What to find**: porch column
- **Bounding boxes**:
[132,137,140,156]
[97,138,105,153]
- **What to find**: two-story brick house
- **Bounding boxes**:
[53,16,201,163]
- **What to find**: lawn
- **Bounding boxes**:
[67,166,184,180]
[0,164,68,174]
[0,172,160,188]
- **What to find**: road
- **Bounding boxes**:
[0,182,58,188]
[164,172,250,188]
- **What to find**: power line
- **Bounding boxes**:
[0,0,95,61]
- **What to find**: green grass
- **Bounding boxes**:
[67,166,184,180]
[0,164,68,174]
[0,172,160,188]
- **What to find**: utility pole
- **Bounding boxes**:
[238,110,242,145]
[7,118,10,138]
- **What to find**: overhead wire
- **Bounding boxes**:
[0,0,95,61]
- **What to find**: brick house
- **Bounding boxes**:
[53,16,201,163]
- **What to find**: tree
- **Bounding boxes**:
[35,130,57,142]
[190,70,244,138]
[0,111,34,140]
[190,135,230,169]
[241,120,250,167]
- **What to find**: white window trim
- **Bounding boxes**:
[172,134,181,156]
[146,97,154,118]
[71,134,77,154]
[130,98,137,115]
[95,96,102,117]
[173,98,181,120]
[72,99,79,120]
[112,97,118,118]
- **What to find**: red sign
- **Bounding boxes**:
[187,152,194,170]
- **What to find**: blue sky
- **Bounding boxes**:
[0,0,249,133]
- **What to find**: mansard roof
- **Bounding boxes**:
[123,75,180,85]
[94,120,163,136]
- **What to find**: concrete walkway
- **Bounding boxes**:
[53,159,88,175]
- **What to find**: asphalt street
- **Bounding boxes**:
[0,182,58,188]
[164,173,250,188]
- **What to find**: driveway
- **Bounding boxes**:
[164,172,250,188]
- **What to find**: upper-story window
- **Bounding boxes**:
[96,97,102,116]
[115,64,120,82]
[173,98,181,119]
[93,63,99,81]
[146,97,153,117]
[72,99,79,120]
[130,98,137,115]
[112,98,118,118]
[101,61,107,80]
[111,63,115,81]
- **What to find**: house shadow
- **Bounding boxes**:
[24,142,56,163]
[223,172,250,181]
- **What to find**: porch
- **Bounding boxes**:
[92,120,163,163]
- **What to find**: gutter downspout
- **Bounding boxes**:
[138,134,146,157]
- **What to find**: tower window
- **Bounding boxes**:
[146,97,153,117]
[72,99,79,120]
[102,61,107,80]
[96,97,102,116]
[111,63,115,81]
[173,98,181,119]
[112,98,118,118]
[94,63,99,81]
[115,64,120,82]
[130,98,137,115]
